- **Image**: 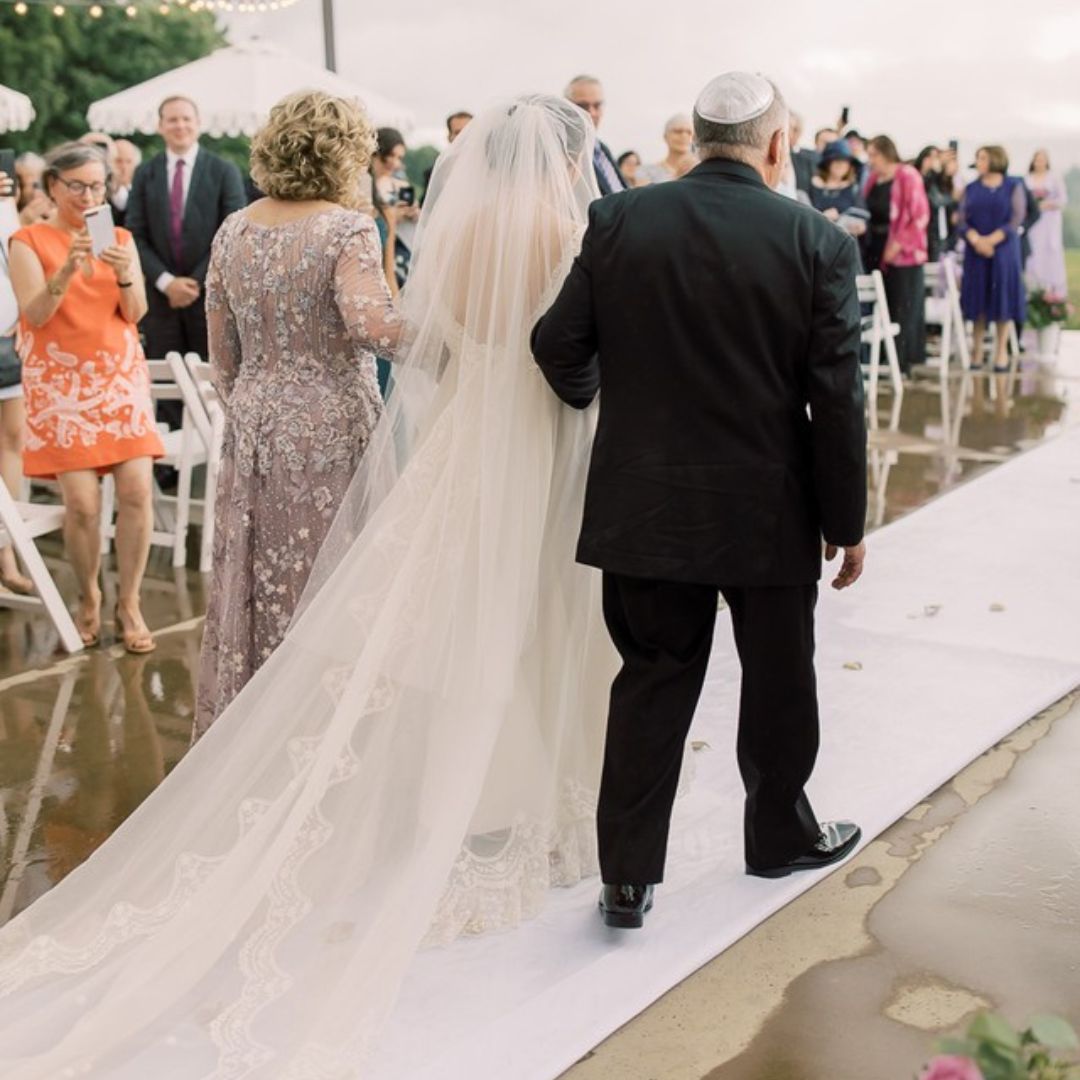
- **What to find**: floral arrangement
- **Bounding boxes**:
[921,1013,1079,1080]
[1027,288,1074,329]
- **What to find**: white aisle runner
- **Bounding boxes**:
[368,423,1080,1080]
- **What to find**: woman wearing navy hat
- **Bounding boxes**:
[809,139,868,248]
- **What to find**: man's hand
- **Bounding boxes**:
[825,541,866,590]
[165,277,200,309]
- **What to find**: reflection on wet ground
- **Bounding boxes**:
[1,342,1078,930]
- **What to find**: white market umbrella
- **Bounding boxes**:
[87,37,414,137]
[0,83,35,134]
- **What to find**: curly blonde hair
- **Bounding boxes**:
[250,90,377,208]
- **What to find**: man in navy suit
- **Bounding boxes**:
[565,75,628,196]
[127,95,246,364]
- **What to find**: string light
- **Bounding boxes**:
[0,0,301,12]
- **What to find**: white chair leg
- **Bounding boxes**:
[0,485,83,653]
[883,325,904,396]
[99,472,115,556]
[172,419,194,569]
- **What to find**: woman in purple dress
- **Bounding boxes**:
[959,145,1026,371]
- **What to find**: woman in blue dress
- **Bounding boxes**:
[959,145,1026,370]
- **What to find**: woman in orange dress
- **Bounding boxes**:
[9,142,163,652]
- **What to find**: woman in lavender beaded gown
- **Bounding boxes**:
[1025,149,1068,296]
[195,91,401,734]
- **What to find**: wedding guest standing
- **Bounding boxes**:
[914,146,949,263]
[110,139,142,229]
[617,151,644,187]
[637,115,699,185]
[0,164,32,595]
[788,111,817,195]
[195,91,402,735]
[959,146,1027,371]
[565,75,627,195]
[8,143,163,652]
[1025,150,1068,295]
[809,139,867,243]
[126,96,246,364]
[864,135,930,374]
[372,127,419,286]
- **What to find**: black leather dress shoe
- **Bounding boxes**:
[746,820,862,879]
[599,883,655,929]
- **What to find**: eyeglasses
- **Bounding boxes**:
[55,179,107,197]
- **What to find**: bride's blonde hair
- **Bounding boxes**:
[251,90,376,209]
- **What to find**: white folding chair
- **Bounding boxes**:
[100,358,209,568]
[857,270,904,426]
[165,351,224,573]
[0,483,84,653]
[924,258,970,381]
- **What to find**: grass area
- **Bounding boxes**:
[1066,249,1080,330]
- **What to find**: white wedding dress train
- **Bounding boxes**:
[0,97,619,1078]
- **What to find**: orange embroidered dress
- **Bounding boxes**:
[11,223,164,479]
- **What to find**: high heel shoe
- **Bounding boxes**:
[115,604,156,655]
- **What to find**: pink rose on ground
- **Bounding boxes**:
[921,1056,984,1080]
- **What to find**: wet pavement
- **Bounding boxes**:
[0,339,1078,1068]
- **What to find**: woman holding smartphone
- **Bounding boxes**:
[8,142,163,652]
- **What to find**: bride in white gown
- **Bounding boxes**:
[0,95,620,1078]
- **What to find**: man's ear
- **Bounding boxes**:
[768,128,786,167]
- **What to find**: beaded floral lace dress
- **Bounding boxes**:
[0,97,618,1079]
[195,209,398,734]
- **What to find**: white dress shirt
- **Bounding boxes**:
[157,144,200,294]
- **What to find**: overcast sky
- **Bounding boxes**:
[225,0,1080,170]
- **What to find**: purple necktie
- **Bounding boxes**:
[169,158,185,269]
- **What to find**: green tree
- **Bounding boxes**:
[0,6,226,155]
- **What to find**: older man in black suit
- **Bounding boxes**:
[126,95,246,363]
[533,72,868,929]
[565,75,627,196]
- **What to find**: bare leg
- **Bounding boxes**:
[55,469,103,645]
[0,397,32,593]
[993,321,1011,371]
[971,318,987,369]
[111,456,155,652]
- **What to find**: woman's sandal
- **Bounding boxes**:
[115,604,156,655]
[76,604,102,648]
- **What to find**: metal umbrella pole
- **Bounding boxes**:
[322,0,337,72]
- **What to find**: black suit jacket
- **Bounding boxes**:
[532,158,866,587]
[594,140,628,196]
[126,147,246,286]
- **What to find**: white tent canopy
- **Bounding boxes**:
[86,38,414,138]
[0,83,35,134]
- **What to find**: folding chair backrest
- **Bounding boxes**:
[856,273,877,306]
[164,351,214,449]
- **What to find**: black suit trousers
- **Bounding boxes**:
[596,573,821,884]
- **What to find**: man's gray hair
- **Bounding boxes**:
[115,138,143,164]
[693,80,789,165]
[15,151,45,170]
[43,141,112,186]
[564,74,601,97]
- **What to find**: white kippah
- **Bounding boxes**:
[694,72,775,124]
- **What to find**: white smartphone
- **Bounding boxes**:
[83,203,115,257]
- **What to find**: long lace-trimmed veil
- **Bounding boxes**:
[0,96,612,1078]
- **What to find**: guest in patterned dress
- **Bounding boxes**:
[958,146,1027,371]
[195,91,403,735]
[8,142,164,653]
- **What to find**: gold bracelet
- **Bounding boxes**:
[46,276,66,298]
